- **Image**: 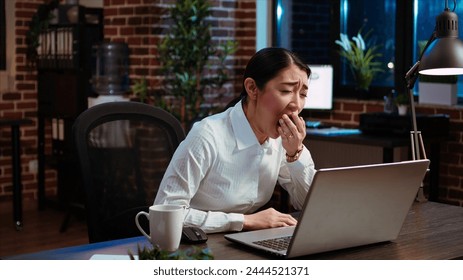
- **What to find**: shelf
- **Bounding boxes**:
[37,8,103,210]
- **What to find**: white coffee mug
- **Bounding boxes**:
[135,204,185,251]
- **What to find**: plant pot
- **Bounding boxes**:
[397,105,408,116]
[418,82,457,106]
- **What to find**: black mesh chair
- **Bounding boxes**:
[73,101,185,243]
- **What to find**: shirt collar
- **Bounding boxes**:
[230,100,280,152]
[230,100,257,150]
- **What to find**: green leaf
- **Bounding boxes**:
[335,28,384,89]
[130,244,214,260]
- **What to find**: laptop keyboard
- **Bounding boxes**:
[253,236,291,251]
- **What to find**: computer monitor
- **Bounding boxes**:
[304,65,333,110]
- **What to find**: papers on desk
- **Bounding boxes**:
[307,127,361,136]
[90,254,139,260]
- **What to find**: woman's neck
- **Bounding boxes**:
[242,102,268,144]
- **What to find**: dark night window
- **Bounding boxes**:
[339,0,396,89]
[414,0,463,98]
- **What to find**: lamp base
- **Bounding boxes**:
[415,185,427,203]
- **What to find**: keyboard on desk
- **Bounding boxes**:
[253,236,291,252]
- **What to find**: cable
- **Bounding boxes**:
[445,0,457,11]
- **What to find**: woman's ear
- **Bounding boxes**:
[244,78,258,100]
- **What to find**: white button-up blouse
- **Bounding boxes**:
[154,101,315,233]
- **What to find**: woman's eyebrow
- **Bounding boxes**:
[281,81,308,90]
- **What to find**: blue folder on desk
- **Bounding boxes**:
[307,127,361,136]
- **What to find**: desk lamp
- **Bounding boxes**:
[405,0,463,201]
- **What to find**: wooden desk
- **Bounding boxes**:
[4,202,463,260]
[0,118,33,230]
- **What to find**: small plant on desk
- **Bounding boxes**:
[128,244,214,260]
[394,93,409,106]
[394,93,409,115]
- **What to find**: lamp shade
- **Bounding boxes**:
[419,8,463,75]
[419,37,463,75]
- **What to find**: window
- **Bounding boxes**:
[414,0,463,99]
[274,0,332,65]
[274,0,398,99]
[273,0,463,102]
[339,0,396,89]
[335,0,402,99]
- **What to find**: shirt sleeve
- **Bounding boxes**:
[154,122,245,233]
[278,146,316,209]
[184,208,244,233]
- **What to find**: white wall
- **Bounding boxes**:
[256,0,272,50]
[79,0,103,8]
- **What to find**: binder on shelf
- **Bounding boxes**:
[37,26,75,70]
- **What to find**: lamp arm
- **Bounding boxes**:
[404,31,437,90]
[404,31,437,163]
[405,61,420,90]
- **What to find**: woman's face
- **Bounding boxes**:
[253,64,309,140]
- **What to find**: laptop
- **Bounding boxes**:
[224,159,430,258]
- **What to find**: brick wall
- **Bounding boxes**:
[0,0,46,204]
[415,104,463,206]
[103,0,256,108]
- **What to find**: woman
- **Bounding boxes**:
[154,47,315,233]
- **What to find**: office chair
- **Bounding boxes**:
[73,101,185,243]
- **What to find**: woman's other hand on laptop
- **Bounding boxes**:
[243,208,297,231]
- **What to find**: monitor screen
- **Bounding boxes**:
[304,65,333,110]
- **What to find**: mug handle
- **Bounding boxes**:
[135,211,151,241]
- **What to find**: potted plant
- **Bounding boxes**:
[394,93,409,115]
[128,244,214,260]
[335,28,383,92]
[417,41,458,106]
[141,0,237,129]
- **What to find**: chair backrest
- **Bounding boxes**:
[73,101,185,243]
